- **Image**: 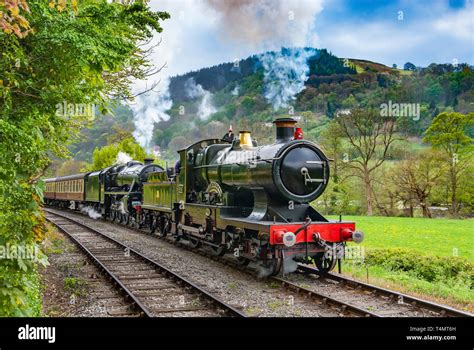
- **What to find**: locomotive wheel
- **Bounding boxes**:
[188,236,202,248]
[260,258,282,276]
[158,216,171,238]
[314,252,337,274]
[149,215,158,234]
[122,214,130,225]
[236,257,250,266]
[130,216,140,229]
[210,245,226,256]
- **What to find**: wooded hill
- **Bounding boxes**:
[69,48,473,164]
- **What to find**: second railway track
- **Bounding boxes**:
[295,264,473,317]
[45,211,246,318]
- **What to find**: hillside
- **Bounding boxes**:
[68,48,474,163]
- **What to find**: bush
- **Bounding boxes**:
[0,265,42,317]
[359,248,473,286]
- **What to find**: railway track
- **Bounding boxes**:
[296,264,473,317]
[45,207,472,318]
[44,210,246,318]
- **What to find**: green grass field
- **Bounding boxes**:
[330,215,473,262]
[328,215,474,310]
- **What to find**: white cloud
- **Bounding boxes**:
[433,4,474,41]
[318,3,474,66]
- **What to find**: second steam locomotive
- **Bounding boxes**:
[44,118,363,275]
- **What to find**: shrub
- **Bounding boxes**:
[359,248,473,286]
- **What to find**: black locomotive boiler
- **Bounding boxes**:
[44,118,363,275]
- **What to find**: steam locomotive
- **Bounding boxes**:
[44,118,363,275]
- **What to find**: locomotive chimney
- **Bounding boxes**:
[144,158,154,165]
[273,117,297,143]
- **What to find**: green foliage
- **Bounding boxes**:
[0,0,168,316]
[361,248,473,285]
[403,62,417,71]
[88,137,147,170]
[308,49,357,76]
[423,112,474,154]
[64,276,87,297]
[423,112,474,216]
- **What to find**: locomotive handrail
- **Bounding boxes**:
[193,156,284,169]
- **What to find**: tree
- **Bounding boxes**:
[55,159,87,176]
[320,120,345,183]
[335,108,398,215]
[403,62,417,71]
[0,0,168,315]
[89,137,148,171]
[423,112,474,217]
[392,150,445,218]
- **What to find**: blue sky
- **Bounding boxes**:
[139,0,473,84]
[315,0,473,67]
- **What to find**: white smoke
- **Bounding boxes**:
[260,48,317,110]
[184,77,216,120]
[79,205,102,220]
[115,151,133,165]
[256,264,275,279]
[282,257,299,275]
[231,86,239,96]
[131,79,173,149]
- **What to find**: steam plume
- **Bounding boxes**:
[260,48,317,110]
[115,151,133,165]
[131,79,172,149]
[184,77,216,120]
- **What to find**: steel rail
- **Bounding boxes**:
[271,276,381,317]
[297,264,473,317]
[45,209,247,318]
[45,215,152,317]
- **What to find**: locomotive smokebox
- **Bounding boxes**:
[273,117,297,143]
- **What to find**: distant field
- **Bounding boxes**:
[349,58,413,75]
[329,215,474,262]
